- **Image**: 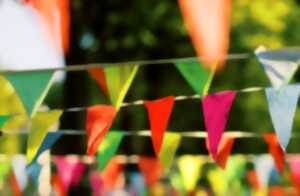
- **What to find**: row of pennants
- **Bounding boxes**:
[3,154,300,195]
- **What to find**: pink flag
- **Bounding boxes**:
[144,96,175,156]
[288,156,300,193]
[86,105,117,156]
[54,156,85,193]
[178,0,231,69]
[89,171,103,196]
[202,91,236,159]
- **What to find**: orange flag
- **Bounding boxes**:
[206,135,234,169]
[247,170,260,191]
[178,0,231,69]
[89,68,108,96]
[138,157,163,187]
[52,173,66,196]
[9,175,22,196]
[144,96,175,156]
[26,0,70,53]
[101,158,124,191]
[86,105,117,156]
[263,133,285,173]
[269,186,285,196]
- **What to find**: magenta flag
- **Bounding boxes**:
[202,91,236,159]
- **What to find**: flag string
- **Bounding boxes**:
[0,53,250,73]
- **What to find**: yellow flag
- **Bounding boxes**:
[27,110,62,163]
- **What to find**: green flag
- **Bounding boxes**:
[27,110,63,164]
[0,116,11,128]
[159,132,181,171]
[104,65,138,110]
[97,131,125,171]
[175,61,215,95]
[4,71,55,117]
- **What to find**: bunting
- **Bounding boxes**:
[158,133,182,171]
[89,65,138,110]
[178,0,231,68]
[97,131,125,171]
[288,156,300,193]
[26,161,42,185]
[0,115,10,128]
[27,110,63,164]
[54,156,85,194]
[138,157,163,187]
[202,91,236,158]
[254,156,274,188]
[11,155,28,192]
[265,84,300,150]
[175,61,215,95]
[101,158,124,191]
[247,170,260,191]
[255,47,300,89]
[86,105,117,156]
[89,171,103,196]
[4,71,55,117]
[144,96,175,156]
[262,133,285,173]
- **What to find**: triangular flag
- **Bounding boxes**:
[27,110,63,164]
[255,47,300,89]
[97,131,125,171]
[26,161,42,185]
[89,68,108,96]
[158,132,182,171]
[206,135,235,169]
[9,174,22,196]
[144,96,175,156]
[52,173,65,196]
[178,0,231,68]
[265,84,300,149]
[254,155,274,188]
[101,158,124,191]
[54,156,85,193]
[175,61,215,95]
[247,170,261,191]
[86,105,117,156]
[224,156,247,184]
[105,65,138,110]
[288,156,300,193]
[11,155,28,191]
[0,160,11,187]
[89,171,103,196]
[262,133,285,173]
[4,71,55,117]
[177,155,204,192]
[0,115,11,128]
[138,157,163,187]
[202,91,236,158]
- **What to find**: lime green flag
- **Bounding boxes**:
[175,61,215,96]
[0,161,10,188]
[97,131,125,171]
[4,71,55,117]
[159,132,181,171]
[27,110,63,164]
[0,116,11,128]
[104,65,138,110]
[177,155,205,192]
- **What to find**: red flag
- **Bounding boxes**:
[144,96,175,156]
[262,133,285,173]
[269,186,285,196]
[52,173,66,196]
[206,135,234,169]
[138,157,163,187]
[101,158,124,191]
[288,156,300,194]
[178,0,231,69]
[246,170,260,190]
[86,105,117,156]
[9,175,22,196]
[88,68,108,96]
[26,0,70,53]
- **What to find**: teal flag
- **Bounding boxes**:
[0,116,10,127]
[4,71,54,117]
[175,61,214,95]
[97,131,125,171]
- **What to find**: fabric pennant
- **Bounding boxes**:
[262,133,285,173]
[97,131,125,171]
[175,61,215,95]
[138,157,163,187]
[206,135,235,169]
[86,105,117,156]
[4,71,55,117]
[26,161,42,185]
[101,157,124,191]
[158,132,182,171]
[0,115,11,128]
[177,155,205,192]
[288,156,300,193]
[255,47,300,89]
[247,170,261,190]
[144,96,175,156]
[89,68,108,96]
[105,65,138,110]
[254,155,274,188]
[54,156,85,193]
[27,110,63,164]
[202,91,236,159]
[178,0,231,68]
[265,84,300,150]
[11,155,28,191]
[89,171,103,196]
